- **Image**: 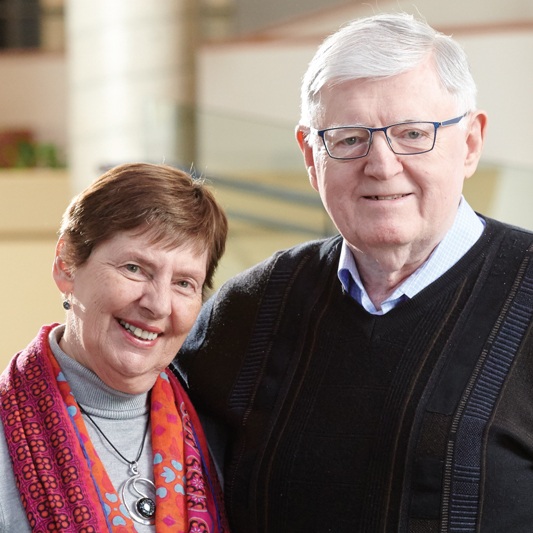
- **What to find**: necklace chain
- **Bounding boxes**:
[78,404,150,465]
[78,403,156,525]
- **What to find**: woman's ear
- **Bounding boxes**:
[52,238,74,294]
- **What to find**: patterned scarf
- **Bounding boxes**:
[0,324,228,532]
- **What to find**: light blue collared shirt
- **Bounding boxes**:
[338,197,485,315]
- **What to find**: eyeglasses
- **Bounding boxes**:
[313,113,468,160]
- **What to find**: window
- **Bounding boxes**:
[0,0,41,49]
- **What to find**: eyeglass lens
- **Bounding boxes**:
[323,122,436,159]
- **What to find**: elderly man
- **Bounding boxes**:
[174,12,533,532]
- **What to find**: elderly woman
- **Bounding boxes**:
[0,163,229,532]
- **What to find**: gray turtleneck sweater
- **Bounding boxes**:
[0,325,155,532]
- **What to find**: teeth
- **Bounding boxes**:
[119,320,158,341]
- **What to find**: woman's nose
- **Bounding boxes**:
[140,281,172,319]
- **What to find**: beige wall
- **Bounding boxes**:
[0,170,69,371]
[0,53,67,151]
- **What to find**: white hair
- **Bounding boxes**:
[300,12,477,126]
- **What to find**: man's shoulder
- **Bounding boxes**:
[175,235,343,389]
[182,235,342,355]
[484,216,533,249]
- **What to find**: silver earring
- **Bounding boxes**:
[63,299,71,310]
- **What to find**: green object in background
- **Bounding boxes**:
[15,140,65,169]
[15,141,37,167]
[0,130,65,169]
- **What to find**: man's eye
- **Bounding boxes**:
[342,136,361,146]
[125,264,140,273]
[406,130,422,139]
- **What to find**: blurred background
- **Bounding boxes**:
[1,0,533,367]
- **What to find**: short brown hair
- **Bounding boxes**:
[59,163,228,292]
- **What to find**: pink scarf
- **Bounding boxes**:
[0,324,228,532]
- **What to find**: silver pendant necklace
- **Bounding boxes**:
[79,404,156,525]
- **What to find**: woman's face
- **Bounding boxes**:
[54,229,208,394]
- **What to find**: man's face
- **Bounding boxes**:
[299,57,486,265]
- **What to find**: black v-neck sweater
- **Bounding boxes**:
[175,217,533,532]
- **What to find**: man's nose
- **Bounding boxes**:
[363,131,403,179]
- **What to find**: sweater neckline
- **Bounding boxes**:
[48,325,149,419]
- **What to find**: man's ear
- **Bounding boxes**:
[464,110,488,179]
[52,238,74,294]
[295,126,318,191]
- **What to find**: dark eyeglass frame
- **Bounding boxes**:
[312,112,468,160]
